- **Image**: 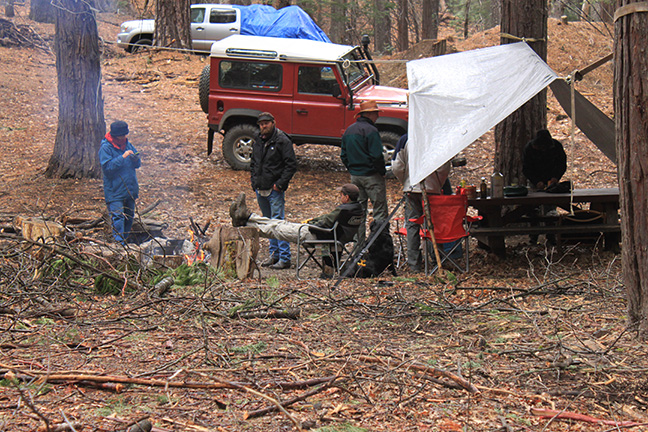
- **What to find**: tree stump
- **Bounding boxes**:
[204,226,260,280]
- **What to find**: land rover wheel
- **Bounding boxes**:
[199,65,210,114]
[222,124,257,170]
[380,130,400,177]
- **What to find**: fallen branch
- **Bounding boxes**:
[531,408,647,427]
[354,355,479,393]
[245,376,340,420]
[233,308,301,320]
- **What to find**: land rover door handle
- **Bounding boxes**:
[296,109,308,115]
[195,27,205,31]
[230,28,237,32]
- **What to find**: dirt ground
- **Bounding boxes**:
[2,7,645,432]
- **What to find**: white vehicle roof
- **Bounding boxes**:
[210,35,355,63]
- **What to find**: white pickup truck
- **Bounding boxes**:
[117,4,241,53]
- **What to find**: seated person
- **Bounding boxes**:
[229,184,363,275]
[522,129,567,244]
[523,129,567,190]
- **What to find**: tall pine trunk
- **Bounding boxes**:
[373,0,391,53]
[614,0,648,335]
[397,0,409,51]
[421,0,438,40]
[329,0,347,44]
[45,0,104,179]
[155,0,191,49]
[493,0,548,185]
[29,0,55,23]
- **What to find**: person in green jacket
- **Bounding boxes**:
[340,100,388,244]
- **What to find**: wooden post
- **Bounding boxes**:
[203,226,260,280]
[419,184,444,273]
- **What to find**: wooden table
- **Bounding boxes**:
[467,188,620,256]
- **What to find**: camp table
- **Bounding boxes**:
[467,188,620,256]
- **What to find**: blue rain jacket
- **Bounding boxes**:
[99,138,141,203]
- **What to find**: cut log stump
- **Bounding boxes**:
[204,226,260,279]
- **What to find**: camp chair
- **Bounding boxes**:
[396,194,480,274]
[295,221,357,279]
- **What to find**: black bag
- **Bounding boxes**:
[545,180,572,193]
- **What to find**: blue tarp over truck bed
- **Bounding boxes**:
[233,4,331,43]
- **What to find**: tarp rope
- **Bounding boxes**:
[499,33,545,43]
[563,52,613,214]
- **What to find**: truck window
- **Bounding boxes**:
[210,9,237,24]
[341,51,370,89]
[298,66,337,95]
[219,61,282,91]
[191,7,205,24]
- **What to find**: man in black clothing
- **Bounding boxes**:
[250,112,297,269]
[522,129,567,245]
[523,129,567,190]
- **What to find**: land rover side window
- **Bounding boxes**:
[298,66,338,95]
[219,61,282,91]
[210,9,237,24]
[191,8,205,23]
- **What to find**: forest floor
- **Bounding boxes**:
[1,5,645,432]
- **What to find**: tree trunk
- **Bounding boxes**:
[549,0,564,19]
[373,0,391,53]
[45,0,104,179]
[5,0,15,18]
[493,0,548,185]
[29,0,55,23]
[421,0,438,40]
[329,0,346,44]
[154,0,191,50]
[614,0,648,335]
[463,0,471,38]
[397,0,409,51]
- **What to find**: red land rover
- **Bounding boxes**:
[198,35,409,170]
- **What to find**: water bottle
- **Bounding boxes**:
[480,177,488,198]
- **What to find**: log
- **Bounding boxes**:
[204,226,260,279]
[13,216,64,242]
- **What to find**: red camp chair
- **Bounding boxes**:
[395,194,481,274]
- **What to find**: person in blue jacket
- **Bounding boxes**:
[99,121,141,244]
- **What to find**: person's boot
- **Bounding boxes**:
[260,256,279,267]
[229,193,251,227]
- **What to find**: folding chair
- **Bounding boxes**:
[295,221,357,279]
[398,194,481,275]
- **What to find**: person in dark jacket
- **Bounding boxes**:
[230,184,363,277]
[250,112,298,269]
[522,129,567,245]
[99,120,141,244]
[523,129,567,190]
[340,100,387,244]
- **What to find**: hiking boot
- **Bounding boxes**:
[230,192,251,227]
[260,256,279,267]
[270,259,291,270]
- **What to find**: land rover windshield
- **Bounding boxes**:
[340,48,374,91]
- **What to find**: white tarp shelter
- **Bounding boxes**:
[406,42,559,185]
